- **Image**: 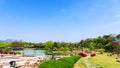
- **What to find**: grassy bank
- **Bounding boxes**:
[89,53,120,68]
[74,53,120,68]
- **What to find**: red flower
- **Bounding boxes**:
[0,50,3,54]
[9,52,16,55]
[10,52,14,54]
[3,51,8,54]
[79,53,87,57]
[13,52,16,55]
[91,53,96,57]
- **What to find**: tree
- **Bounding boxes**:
[33,42,44,49]
[0,41,11,49]
[104,42,114,52]
[69,42,74,53]
[9,41,23,50]
[113,42,120,58]
[44,40,53,50]
[53,42,60,50]
[117,34,120,38]
[44,40,54,59]
[103,34,116,44]
[96,43,103,49]
[79,40,86,52]
[89,42,95,51]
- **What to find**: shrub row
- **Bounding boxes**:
[38,56,81,68]
[0,50,21,55]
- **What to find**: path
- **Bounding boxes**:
[81,57,101,68]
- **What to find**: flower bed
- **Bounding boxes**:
[38,56,81,68]
[0,50,20,55]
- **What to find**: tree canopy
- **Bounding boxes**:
[0,34,120,54]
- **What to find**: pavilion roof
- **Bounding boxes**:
[113,38,120,42]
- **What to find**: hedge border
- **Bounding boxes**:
[38,56,81,68]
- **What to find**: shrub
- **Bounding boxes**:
[13,52,16,55]
[78,53,87,57]
[98,49,105,54]
[0,50,3,54]
[3,51,8,54]
[38,56,81,68]
[10,52,14,54]
[9,52,17,55]
[91,53,96,57]
[16,52,21,54]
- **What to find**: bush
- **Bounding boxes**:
[78,53,87,57]
[10,52,14,54]
[91,53,96,57]
[0,50,3,54]
[16,52,21,54]
[98,49,105,54]
[38,56,81,68]
[3,51,8,54]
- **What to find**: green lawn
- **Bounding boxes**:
[74,53,120,68]
[89,53,120,68]
[74,58,86,68]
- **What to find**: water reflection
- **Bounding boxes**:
[14,48,45,56]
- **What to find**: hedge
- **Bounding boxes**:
[38,56,81,68]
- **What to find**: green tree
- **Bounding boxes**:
[117,34,120,38]
[89,42,95,50]
[96,43,103,49]
[104,42,114,52]
[53,42,61,51]
[9,41,23,50]
[44,40,53,50]
[0,41,11,49]
[44,40,54,59]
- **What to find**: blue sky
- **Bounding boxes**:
[0,0,120,42]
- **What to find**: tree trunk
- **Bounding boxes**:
[118,52,120,58]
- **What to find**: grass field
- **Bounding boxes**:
[89,53,120,68]
[74,53,120,68]
[74,58,86,68]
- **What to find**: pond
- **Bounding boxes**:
[14,48,45,56]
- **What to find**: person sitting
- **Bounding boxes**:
[9,61,16,68]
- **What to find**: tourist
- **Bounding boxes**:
[9,61,16,68]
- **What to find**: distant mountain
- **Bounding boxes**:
[0,39,17,42]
